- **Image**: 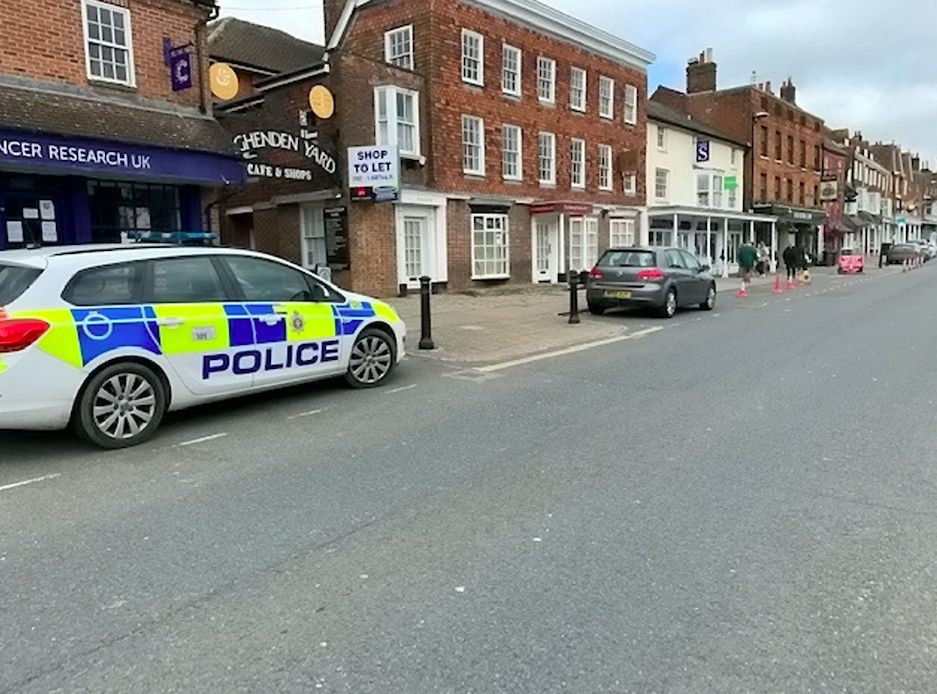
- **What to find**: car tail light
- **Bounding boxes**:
[637,268,665,281]
[589,267,604,280]
[0,318,50,353]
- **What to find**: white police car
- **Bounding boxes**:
[0,245,406,448]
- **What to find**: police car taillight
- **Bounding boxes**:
[0,318,50,353]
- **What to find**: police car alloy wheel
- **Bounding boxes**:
[345,328,395,388]
[74,362,167,449]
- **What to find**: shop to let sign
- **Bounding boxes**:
[347,146,399,202]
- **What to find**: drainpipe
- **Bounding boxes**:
[193,1,220,114]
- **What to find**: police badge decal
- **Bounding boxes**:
[291,311,306,334]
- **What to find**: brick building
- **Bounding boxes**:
[652,51,828,261]
[213,0,654,297]
[0,0,242,250]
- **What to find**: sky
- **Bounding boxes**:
[219,0,937,166]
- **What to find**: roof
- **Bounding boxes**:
[646,101,747,148]
[208,17,324,74]
[0,79,235,155]
[328,0,655,69]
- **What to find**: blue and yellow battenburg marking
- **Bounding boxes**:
[14,299,398,369]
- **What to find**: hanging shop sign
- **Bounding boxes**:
[210,63,239,101]
[695,139,710,162]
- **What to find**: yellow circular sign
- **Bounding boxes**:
[210,62,239,101]
[309,85,335,119]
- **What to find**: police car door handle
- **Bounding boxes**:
[261,314,283,326]
[156,317,184,328]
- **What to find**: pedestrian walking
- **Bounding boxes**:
[756,242,769,276]
[783,244,797,285]
[737,241,758,294]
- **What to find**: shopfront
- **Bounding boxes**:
[753,204,827,262]
[0,128,242,249]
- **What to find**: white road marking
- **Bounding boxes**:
[0,473,61,493]
[287,409,324,420]
[386,384,418,394]
[178,433,227,447]
[477,326,664,373]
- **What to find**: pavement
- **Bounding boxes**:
[390,263,905,365]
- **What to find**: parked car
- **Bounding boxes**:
[886,243,920,265]
[0,245,406,448]
[836,248,864,274]
[585,247,716,318]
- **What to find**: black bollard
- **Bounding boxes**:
[568,271,581,324]
[418,275,435,350]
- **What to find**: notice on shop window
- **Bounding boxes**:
[41,221,57,242]
[6,220,23,243]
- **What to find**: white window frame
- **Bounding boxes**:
[599,76,614,119]
[82,0,135,87]
[538,132,556,185]
[623,174,636,195]
[502,44,521,97]
[502,124,522,181]
[609,218,635,247]
[537,57,556,104]
[712,174,724,208]
[375,86,421,157]
[569,217,599,271]
[300,205,327,270]
[598,144,613,191]
[570,138,585,189]
[462,115,485,176]
[471,214,510,279]
[657,126,667,151]
[697,172,711,207]
[570,67,586,112]
[655,168,669,201]
[461,29,484,86]
[624,84,638,125]
[384,25,413,70]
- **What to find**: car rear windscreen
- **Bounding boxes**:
[597,250,656,268]
[0,264,41,305]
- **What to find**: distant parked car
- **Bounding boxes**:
[837,248,864,274]
[886,244,920,265]
[585,247,716,318]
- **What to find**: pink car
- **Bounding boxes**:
[837,248,864,274]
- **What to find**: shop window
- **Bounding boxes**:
[471,214,509,278]
[569,217,598,271]
[610,218,635,247]
[82,0,134,86]
[87,181,180,243]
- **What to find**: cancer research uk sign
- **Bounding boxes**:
[347,146,399,202]
[0,129,243,186]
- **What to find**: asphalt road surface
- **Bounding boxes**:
[3,266,937,693]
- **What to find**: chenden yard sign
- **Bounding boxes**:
[234,130,338,181]
[347,146,399,202]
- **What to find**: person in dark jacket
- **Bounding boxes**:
[782,245,797,283]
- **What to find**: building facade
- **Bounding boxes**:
[652,52,827,263]
[645,100,772,276]
[0,0,242,250]
[214,0,655,297]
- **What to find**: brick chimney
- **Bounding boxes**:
[686,48,717,94]
[780,77,796,104]
[323,0,347,46]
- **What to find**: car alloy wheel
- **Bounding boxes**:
[700,285,716,310]
[75,362,166,449]
[345,328,395,388]
[659,288,677,318]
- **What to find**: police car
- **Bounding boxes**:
[0,245,406,448]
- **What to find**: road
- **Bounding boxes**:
[3,266,937,693]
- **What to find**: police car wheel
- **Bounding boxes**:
[345,329,395,389]
[74,362,167,449]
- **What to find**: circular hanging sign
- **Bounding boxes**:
[309,85,335,119]
[210,63,239,101]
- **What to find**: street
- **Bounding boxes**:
[3,265,937,693]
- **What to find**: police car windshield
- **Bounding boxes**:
[0,264,42,305]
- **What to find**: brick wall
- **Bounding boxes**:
[336,0,648,204]
[0,0,212,110]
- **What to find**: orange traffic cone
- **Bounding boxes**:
[773,276,783,294]
[736,280,748,298]
[786,276,795,290]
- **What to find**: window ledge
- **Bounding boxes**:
[464,172,486,180]
[88,78,137,92]
[471,274,510,281]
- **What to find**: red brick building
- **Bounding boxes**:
[0,0,241,250]
[214,0,654,296]
[652,52,828,258]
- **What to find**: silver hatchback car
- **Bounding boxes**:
[585,247,717,318]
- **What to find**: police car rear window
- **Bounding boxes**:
[0,264,42,305]
[63,262,143,306]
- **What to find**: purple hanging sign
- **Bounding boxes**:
[170,52,193,91]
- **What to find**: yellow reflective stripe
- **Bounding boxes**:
[280,303,337,341]
[15,309,83,369]
[373,301,399,323]
[152,304,230,355]
[0,357,7,373]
